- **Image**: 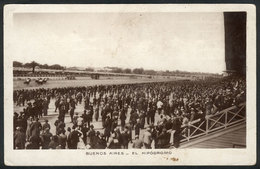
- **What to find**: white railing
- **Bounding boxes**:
[180,102,246,142]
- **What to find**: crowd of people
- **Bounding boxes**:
[13,76,246,149]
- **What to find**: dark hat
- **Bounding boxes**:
[149,124,154,128]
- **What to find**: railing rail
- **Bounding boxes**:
[180,102,246,142]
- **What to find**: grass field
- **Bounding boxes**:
[14,76,187,90]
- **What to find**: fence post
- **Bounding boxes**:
[225,111,228,128]
[206,115,209,134]
[187,123,190,141]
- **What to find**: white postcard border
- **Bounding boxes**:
[4,4,256,166]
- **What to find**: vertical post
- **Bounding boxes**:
[187,124,190,141]
[225,110,228,128]
[206,116,209,134]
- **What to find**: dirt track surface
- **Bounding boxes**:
[14,77,184,90]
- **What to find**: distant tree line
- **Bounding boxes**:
[14,61,219,76]
[107,67,218,76]
[13,61,65,73]
[105,67,145,74]
[85,68,94,72]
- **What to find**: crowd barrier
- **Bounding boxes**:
[180,102,246,143]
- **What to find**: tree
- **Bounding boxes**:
[133,68,144,74]
[49,64,64,70]
[144,69,156,75]
[85,67,94,72]
[13,61,23,67]
[124,68,132,74]
[41,64,49,69]
[112,68,123,73]
[24,61,40,73]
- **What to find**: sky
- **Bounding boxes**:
[11,12,226,73]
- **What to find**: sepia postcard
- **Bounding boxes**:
[3,4,256,166]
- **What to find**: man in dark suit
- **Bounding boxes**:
[14,127,26,149]
[70,126,81,149]
[30,117,42,137]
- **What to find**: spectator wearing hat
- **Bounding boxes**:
[139,110,146,129]
[13,112,19,132]
[129,109,139,130]
[41,128,52,149]
[92,131,100,148]
[89,105,94,122]
[14,127,26,149]
[16,114,27,132]
[58,129,67,149]
[77,129,85,149]
[172,117,182,148]
[81,110,88,123]
[157,128,171,149]
[70,126,81,149]
[67,127,72,149]
[54,118,65,135]
[69,105,75,123]
[49,135,59,149]
[146,107,152,125]
[142,128,152,149]
[42,119,51,131]
[85,110,92,127]
[111,116,118,132]
[135,119,142,138]
[101,108,107,128]
[77,115,84,129]
[26,116,33,141]
[81,123,89,144]
[25,102,32,119]
[125,126,133,143]
[42,98,49,116]
[104,115,112,141]
[119,106,127,129]
[114,128,122,149]
[157,100,163,115]
[120,129,130,149]
[86,125,95,148]
[73,112,79,127]
[94,105,99,122]
[107,133,118,149]
[150,124,159,148]
[132,135,143,149]
[30,117,42,137]
[27,134,42,149]
[95,133,107,149]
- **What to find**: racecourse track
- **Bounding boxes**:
[13,76,188,90]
